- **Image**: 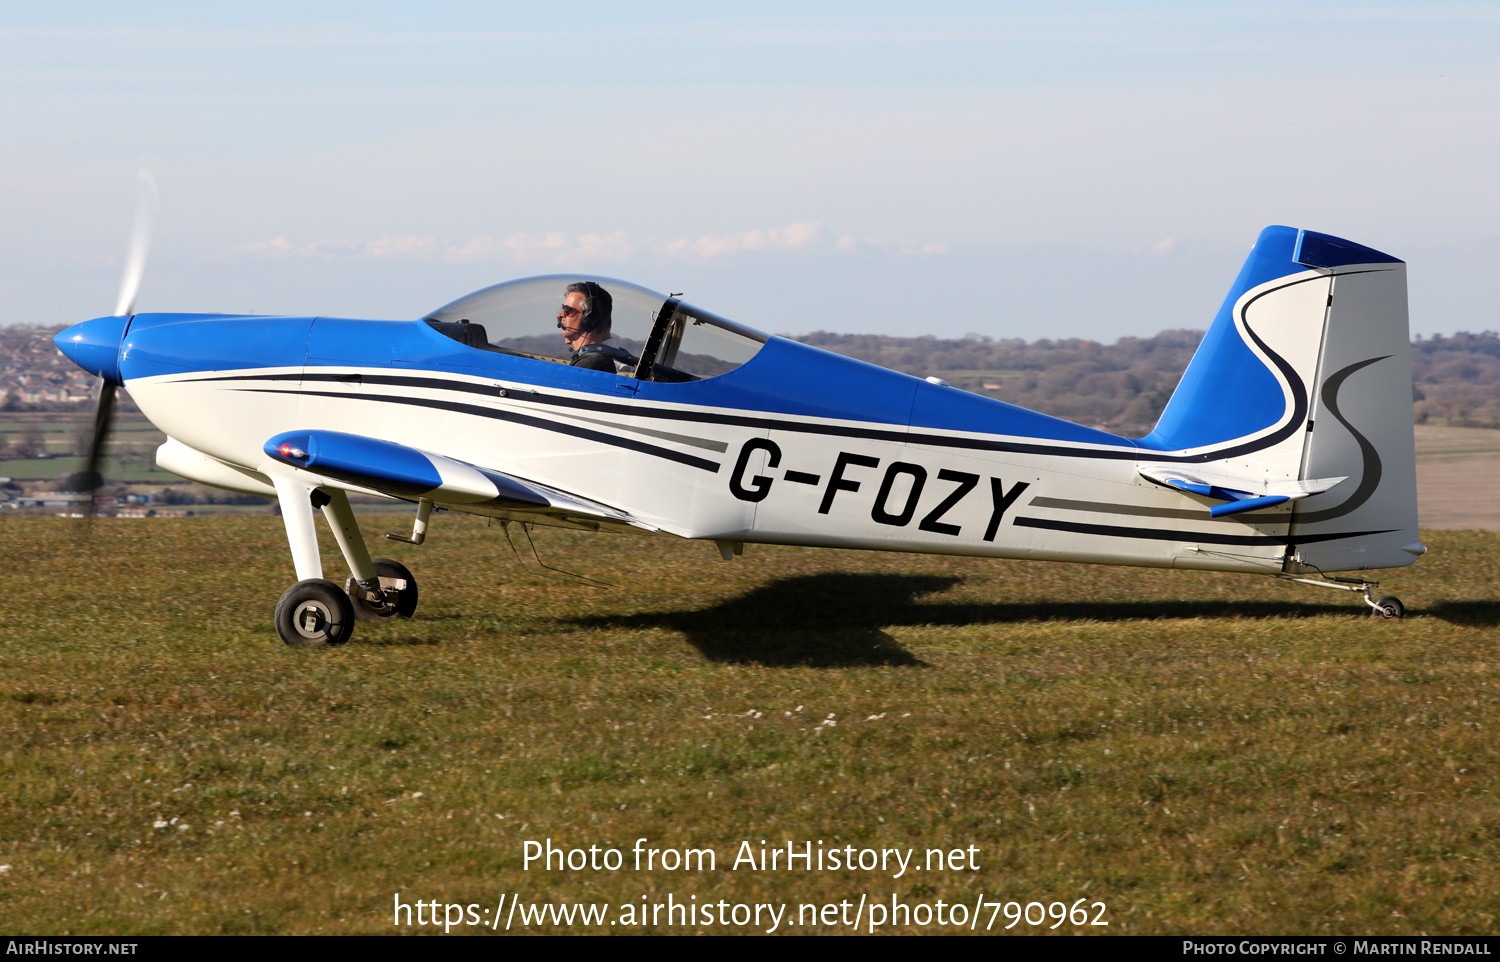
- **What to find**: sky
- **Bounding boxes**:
[3,2,1498,341]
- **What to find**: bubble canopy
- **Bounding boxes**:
[424,274,767,382]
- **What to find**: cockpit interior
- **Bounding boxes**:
[423,275,767,383]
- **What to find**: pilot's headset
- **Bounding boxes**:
[575,281,611,334]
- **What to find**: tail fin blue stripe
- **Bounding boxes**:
[1293,230,1402,270]
[1138,226,1303,451]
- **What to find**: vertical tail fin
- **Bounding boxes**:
[1141,225,1421,572]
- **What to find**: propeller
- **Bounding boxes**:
[115,168,157,318]
[83,168,157,517]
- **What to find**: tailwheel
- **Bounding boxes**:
[346,558,419,624]
[1371,595,1405,620]
[275,579,356,647]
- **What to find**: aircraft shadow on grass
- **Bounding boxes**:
[1425,601,1500,628]
[564,572,1363,668]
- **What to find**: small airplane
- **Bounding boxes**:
[55,184,1423,647]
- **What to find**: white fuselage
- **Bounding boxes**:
[134,361,1301,575]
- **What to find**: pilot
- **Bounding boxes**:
[558,281,636,373]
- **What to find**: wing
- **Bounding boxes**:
[263,429,657,534]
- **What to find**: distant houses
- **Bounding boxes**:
[7,490,90,507]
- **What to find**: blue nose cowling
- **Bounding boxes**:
[54,315,129,385]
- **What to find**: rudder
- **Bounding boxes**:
[1285,235,1421,572]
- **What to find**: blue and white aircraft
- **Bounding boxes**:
[55,224,1423,647]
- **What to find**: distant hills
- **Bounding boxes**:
[5,323,1498,436]
[794,329,1500,436]
[1409,332,1500,429]
[795,329,1203,437]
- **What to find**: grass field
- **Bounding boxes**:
[1415,426,1500,530]
[1,417,174,485]
[0,455,179,483]
[2,515,1498,935]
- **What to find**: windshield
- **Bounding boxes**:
[425,275,768,380]
[640,298,768,382]
[426,274,660,367]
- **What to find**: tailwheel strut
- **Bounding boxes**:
[1276,574,1404,619]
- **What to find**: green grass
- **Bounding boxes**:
[1,516,1497,935]
[0,420,158,434]
[2,415,171,484]
[0,456,177,482]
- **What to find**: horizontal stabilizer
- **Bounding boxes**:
[1208,495,1290,518]
[262,430,647,530]
[1139,464,1346,516]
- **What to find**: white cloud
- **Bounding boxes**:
[227,236,357,259]
[665,221,825,257]
[1130,237,1179,256]
[365,235,441,258]
[223,222,950,265]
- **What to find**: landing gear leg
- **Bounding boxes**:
[319,488,378,591]
[320,489,420,623]
[271,476,354,647]
[272,475,325,582]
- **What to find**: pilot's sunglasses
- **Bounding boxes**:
[558,303,583,317]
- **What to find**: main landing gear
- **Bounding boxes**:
[347,558,419,623]
[275,580,355,648]
[270,477,421,647]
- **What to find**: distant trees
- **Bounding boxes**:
[4,427,46,459]
[58,470,102,492]
[794,329,1205,436]
[157,487,200,505]
[794,329,1500,433]
[5,323,1498,440]
[1411,333,1500,427]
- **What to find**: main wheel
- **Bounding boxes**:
[275,579,357,647]
[1372,595,1405,619]
[346,558,419,623]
